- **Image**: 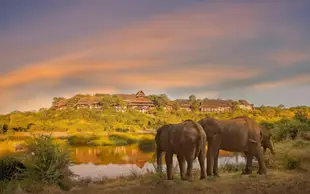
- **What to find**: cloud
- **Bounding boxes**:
[1,1,310,113]
[251,73,310,90]
[269,51,310,67]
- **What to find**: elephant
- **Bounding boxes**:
[155,119,207,181]
[198,116,268,177]
[232,116,275,155]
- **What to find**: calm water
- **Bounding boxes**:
[0,143,246,180]
[69,144,246,180]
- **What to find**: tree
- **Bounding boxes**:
[171,101,180,111]
[294,110,308,122]
[190,99,201,112]
[52,97,66,106]
[148,94,170,108]
[0,123,8,134]
[189,94,196,103]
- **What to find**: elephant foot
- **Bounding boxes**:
[257,169,268,175]
[213,174,220,178]
[241,169,252,175]
[200,175,206,180]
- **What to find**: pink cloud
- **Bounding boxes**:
[252,74,310,90]
[269,51,310,66]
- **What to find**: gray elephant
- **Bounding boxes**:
[232,116,275,155]
[198,116,268,177]
[155,119,207,181]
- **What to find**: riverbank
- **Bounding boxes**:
[3,139,309,194]
[0,131,155,149]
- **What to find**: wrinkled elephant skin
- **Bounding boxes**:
[198,116,268,177]
[155,119,207,181]
[233,116,275,156]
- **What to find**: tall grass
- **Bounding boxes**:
[22,135,74,184]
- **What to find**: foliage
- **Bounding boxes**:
[282,152,302,170]
[0,123,9,134]
[0,156,26,181]
[0,104,309,143]
[21,135,73,185]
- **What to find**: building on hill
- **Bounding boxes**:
[199,99,233,112]
[175,99,192,111]
[74,97,103,109]
[237,100,254,110]
[115,90,155,113]
[51,100,68,110]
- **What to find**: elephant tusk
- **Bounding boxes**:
[249,139,258,143]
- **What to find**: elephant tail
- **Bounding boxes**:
[192,121,206,158]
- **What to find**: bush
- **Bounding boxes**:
[282,153,302,170]
[300,131,310,141]
[0,156,26,181]
[68,134,99,146]
[138,139,156,153]
[22,135,74,187]
[108,133,138,145]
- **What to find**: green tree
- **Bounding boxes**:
[189,94,196,103]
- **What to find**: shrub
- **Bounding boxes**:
[22,135,74,187]
[68,134,99,146]
[138,139,156,153]
[300,131,310,141]
[108,133,138,145]
[0,156,26,181]
[282,153,302,170]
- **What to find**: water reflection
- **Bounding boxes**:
[69,145,246,180]
[0,142,246,180]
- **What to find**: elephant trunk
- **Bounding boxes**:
[265,139,275,155]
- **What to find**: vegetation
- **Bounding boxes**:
[0,94,310,193]
[0,135,74,193]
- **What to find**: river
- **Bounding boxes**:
[68,144,246,180]
[1,143,246,181]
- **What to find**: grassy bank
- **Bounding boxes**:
[54,140,310,194]
[1,137,309,194]
[67,132,154,146]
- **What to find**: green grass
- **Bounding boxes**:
[67,132,155,146]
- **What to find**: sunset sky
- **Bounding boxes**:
[1,0,310,114]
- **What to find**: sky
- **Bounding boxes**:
[1,0,310,114]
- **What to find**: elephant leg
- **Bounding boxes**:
[177,155,186,180]
[165,152,173,180]
[213,150,219,177]
[185,152,195,181]
[156,149,163,173]
[207,135,221,177]
[242,153,253,175]
[253,144,268,175]
[207,146,214,176]
[198,150,206,180]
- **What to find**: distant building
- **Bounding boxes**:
[74,97,103,109]
[175,99,192,111]
[52,100,68,110]
[237,100,254,110]
[115,90,155,113]
[199,99,233,112]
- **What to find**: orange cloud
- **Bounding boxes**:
[251,74,310,90]
[110,65,261,89]
[0,56,164,89]
[269,51,310,66]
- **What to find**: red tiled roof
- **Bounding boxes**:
[115,90,154,104]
